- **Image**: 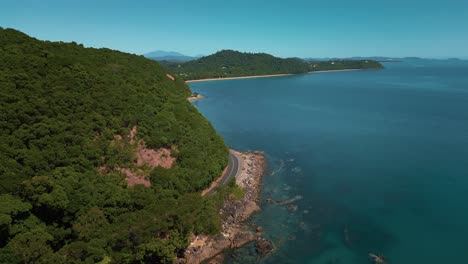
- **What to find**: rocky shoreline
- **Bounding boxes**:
[188,93,205,102]
[178,151,271,264]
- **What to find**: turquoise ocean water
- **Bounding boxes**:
[189,60,468,264]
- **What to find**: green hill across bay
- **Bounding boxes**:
[161,50,383,81]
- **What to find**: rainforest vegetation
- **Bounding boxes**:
[0,28,230,263]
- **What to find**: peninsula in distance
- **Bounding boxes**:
[1,0,468,264]
[160,50,383,81]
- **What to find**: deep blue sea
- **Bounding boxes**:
[189,60,468,264]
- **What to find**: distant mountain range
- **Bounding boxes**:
[304,56,465,62]
[305,56,403,62]
[145,51,465,63]
[144,50,466,65]
[143,50,201,62]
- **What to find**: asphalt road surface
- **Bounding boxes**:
[206,150,241,195]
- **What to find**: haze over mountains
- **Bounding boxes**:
[143,50,202,62]
[305,56,465,62]
[145,50,465,64]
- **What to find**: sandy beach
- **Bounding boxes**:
[310,68,363,73]
[185,69,365,83]
[185,73,293,83]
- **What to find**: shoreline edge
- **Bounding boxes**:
[178,150,267,264]
[185,68,366,83]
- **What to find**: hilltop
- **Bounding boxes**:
[161,50,383,81]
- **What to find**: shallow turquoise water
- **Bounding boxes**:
[189,60,468,264]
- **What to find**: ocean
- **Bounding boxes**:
[189,60,468,264]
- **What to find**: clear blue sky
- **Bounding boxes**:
[1,0,468,58]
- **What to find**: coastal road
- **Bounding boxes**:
[206,150,242,195]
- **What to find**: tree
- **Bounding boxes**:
[0,194,32,246]
[135,239,177,264]
[7,227,54,263]
[20,176,69,222]
[72,207,109,241]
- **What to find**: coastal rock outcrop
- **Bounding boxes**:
[179,151,266,264]
[255,238,275,255]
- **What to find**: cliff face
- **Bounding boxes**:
[0,28,228,263]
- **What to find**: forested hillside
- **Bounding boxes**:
[161,50,383,80]
[0,28,229,263]
[161,50,309,80]
[308,60,383,71]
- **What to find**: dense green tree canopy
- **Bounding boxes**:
[161,50,383,80]
[0,28,229,263]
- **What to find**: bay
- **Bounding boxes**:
[189,60,468,264]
